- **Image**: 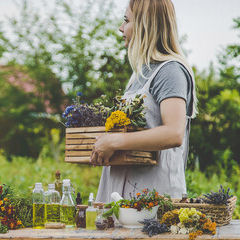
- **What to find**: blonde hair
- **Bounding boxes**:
[127,0,198,118]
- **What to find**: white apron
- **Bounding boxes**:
[96,60,193,202]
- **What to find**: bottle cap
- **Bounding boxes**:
[48,184,55,190]
[35,183,43,189]
[89,192,94,201]
[63,179,71,187]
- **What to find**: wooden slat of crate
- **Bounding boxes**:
[66,126,125,133]
[65,150,92,157]
[66,139,96,144]
[65,145,93,150]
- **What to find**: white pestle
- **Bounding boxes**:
[111,192,123,202]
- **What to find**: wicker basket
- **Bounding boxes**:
[65,126,157,166]
[172,196,237,226]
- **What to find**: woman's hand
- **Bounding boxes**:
[90,134,120,166]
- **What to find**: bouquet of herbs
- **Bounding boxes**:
[62,92,146,131]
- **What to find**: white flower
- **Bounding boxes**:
[170,225,179,234]
[179,227,189,235]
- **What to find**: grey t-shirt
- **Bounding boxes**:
[127,61,193,116]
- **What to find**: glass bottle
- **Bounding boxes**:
[95,204,108,230]
[86,193,97,230]
[54,170,63,198]
[32,182,45,229]
[60,179,75,228]
[75,205,88,228]
[76,192,82,205]
[45,184,61,223]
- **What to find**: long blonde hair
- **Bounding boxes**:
[127,0,198,118]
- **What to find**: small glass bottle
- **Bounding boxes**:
[75,205,88,228]
[54,170,63,198]
[60,179,75,228]
[104,205,115,228]
[45,184,61,223]
[86,193,97,230]
[32,183,45,229]
[95,204,108,230]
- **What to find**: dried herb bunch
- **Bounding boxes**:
[203,185,233,205]
[140,218,168,237]
[109,93,146,128]
[62,92,109,127]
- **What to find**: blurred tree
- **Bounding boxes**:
[0,0,131,158]
[189,17,240,172]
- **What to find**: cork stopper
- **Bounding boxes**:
[93,202,104,209]
[76,205,88,210]
[55,170,61,179]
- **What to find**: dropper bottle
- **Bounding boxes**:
[86,193,97,230]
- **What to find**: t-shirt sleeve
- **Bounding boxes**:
[150,62,188,105]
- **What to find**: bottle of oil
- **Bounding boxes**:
[86,193,97,230]
[60,179,75,228]
[54,170,63,198]
[45,184,61,223]
[32,183,45,229]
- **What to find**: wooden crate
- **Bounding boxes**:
[65,126,157,166]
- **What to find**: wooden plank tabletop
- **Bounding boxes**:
[0,220,240,240]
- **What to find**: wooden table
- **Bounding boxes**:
[0,220,240,240]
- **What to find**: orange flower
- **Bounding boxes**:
[148,202,154,207]
[154,201,158,205]
[1,206,5,212]
[8,209,12,215]
[0,200,3,206]
[136,193,141,197]
[3,198,8,202]
[134,203,138,207]
[17,220,22,226]
[10,222,15,229]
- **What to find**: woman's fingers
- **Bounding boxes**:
[91,150,98,166]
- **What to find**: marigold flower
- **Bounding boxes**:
[1,206,5,212]
[10,222,15,229]
[0,200,3,206]
[136,193,141,197]
[148,202,154,207]
[3,198,8,202]
[17,220,22,225]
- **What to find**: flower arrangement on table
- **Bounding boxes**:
[160,208,216,240]
[103,188,173,219]
[62,92,146,131]
[0,184,23,233]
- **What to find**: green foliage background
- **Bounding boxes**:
[0,0,240,221]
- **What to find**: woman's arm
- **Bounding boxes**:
[91,97,186,165]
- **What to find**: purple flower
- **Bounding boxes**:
[77,92,82,97]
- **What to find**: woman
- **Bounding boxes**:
[91,0,197,202]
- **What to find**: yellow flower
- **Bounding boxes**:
[1,206,5,212]
[3,198,8,202]
[0,200,3,206]
[105,110,131,131]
